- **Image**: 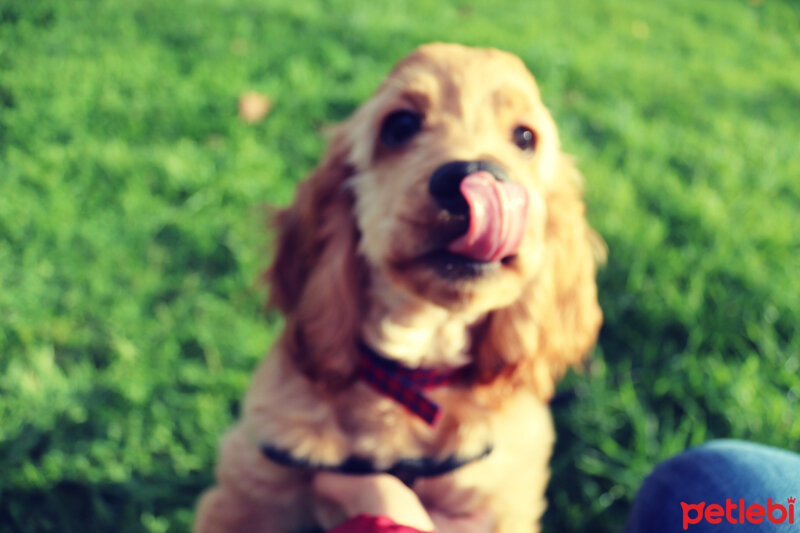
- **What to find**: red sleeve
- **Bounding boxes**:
[327,514,434,533]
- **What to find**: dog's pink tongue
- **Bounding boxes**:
[447,171,529,262]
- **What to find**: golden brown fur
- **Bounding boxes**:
[194,43,603,533]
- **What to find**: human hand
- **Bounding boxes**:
[313,472,493,533]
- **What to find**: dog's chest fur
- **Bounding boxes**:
[245,349,494,469]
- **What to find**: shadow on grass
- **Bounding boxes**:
[0,387,215,533]
[0,473,210,533]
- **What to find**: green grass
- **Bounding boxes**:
[1,0,799,531]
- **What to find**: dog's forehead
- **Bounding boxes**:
[384,43,541,101]
[344,44,554,169]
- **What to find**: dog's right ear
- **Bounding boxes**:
[265,125,364,388]
[267,126,355,311]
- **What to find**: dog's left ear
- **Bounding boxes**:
[266,125,364,389]
[476,155,603,401]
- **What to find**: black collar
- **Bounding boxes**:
[261,443,492,486]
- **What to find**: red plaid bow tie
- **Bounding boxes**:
[357,342,471,426]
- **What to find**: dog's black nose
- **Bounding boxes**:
[428,160,509,214]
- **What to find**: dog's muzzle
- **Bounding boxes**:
[428,160,529,263]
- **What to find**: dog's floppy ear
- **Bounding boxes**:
[266,125,363,389]
[476,155,603,401]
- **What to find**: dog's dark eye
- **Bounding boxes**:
[380,110,422,147]
[512,126,537,152]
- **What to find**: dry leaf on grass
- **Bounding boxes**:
[238,91,272,123]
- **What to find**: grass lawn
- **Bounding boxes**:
[1,0,799,531]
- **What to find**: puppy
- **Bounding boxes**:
[194,43,602,533]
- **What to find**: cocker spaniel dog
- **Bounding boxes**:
[195,43,602,533]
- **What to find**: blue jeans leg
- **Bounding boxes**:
[626,440,800,532]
